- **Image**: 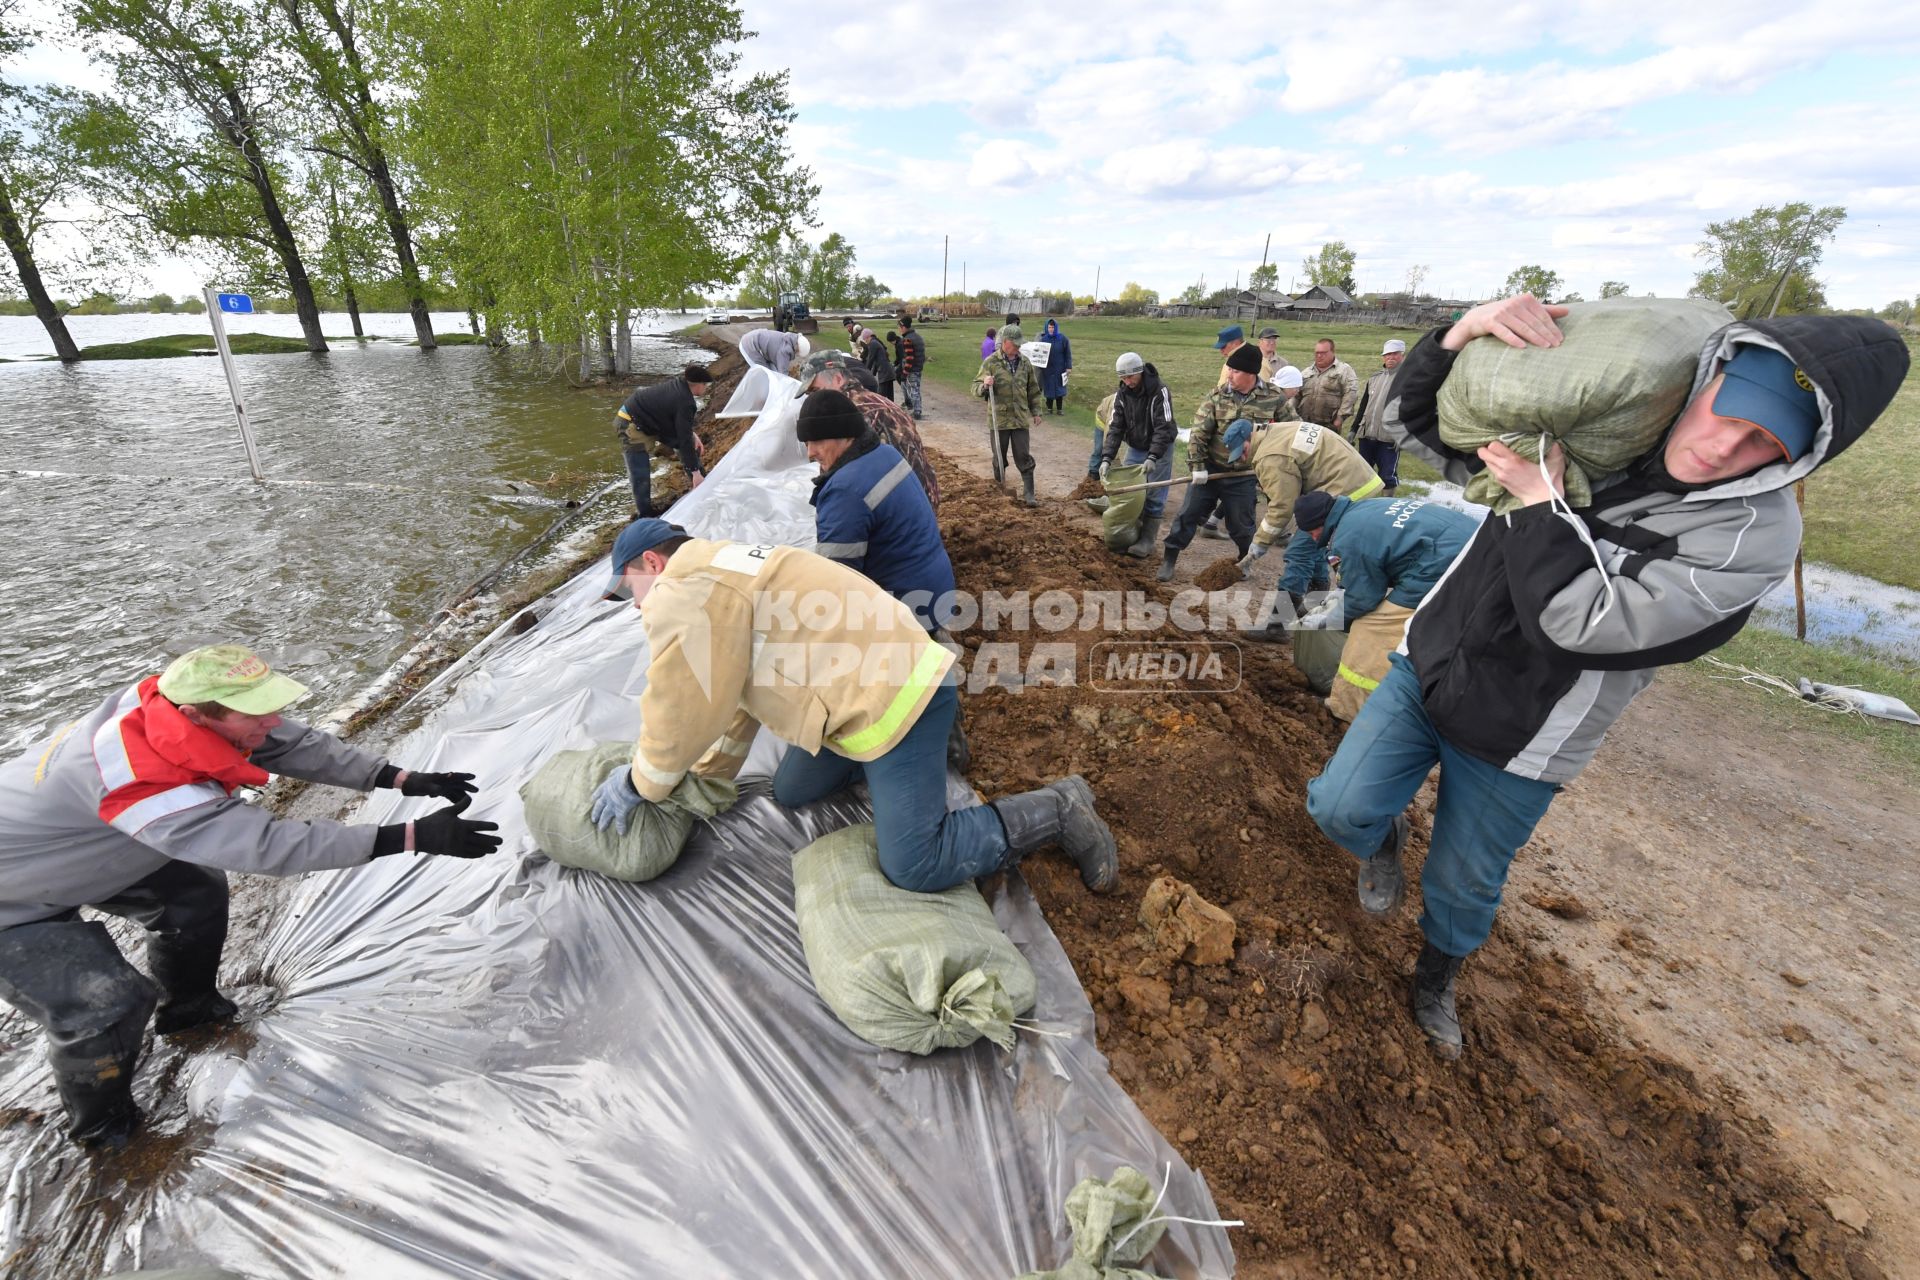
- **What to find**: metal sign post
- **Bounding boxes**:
[203,286,265,483]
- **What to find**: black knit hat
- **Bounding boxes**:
[796,388,866,441]
[1224,343,1263,374]
[1294,491,1337,533]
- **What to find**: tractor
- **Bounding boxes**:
[773,290,818,334]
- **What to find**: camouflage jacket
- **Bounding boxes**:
[1249,417,1384,547]
[1190,378,1290,474]
[973,352,1043,431]
[1298,359,1359,431]
[848,387,940,509]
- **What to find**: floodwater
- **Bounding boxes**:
[0,310,705,752]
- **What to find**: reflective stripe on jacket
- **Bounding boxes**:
[1249,416,1384,547]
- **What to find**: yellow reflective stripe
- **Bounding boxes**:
[830,642,949,756]
[1336,662,1381,691]
[1348,474,1384,500]
[616,409,631,420]
[33,720,78,786]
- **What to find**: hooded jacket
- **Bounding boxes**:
[1038,321,1073,399]
[1101,362,1176,463]
[1319,494,1477,622]
[810,432,957,634]
[0,686,390,929]
[1397,315,1908,784]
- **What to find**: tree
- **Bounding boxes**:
[1404,263,1429,298]
[1300,241,1356,294]
[0,82,85,360]
[800,231,856,307]
[847,273,888,307]
[304,151,388,335]
[1882,299,1914,326]
[68,0,330,352]
[1248,261,1279,291]
[146,291,175,311]
[272,0,437,347]
[1691,202,1846,319]
[1558,291,1585,303]
[397,0,814,375]
[1175,277,1208,306]
[1501,264,1562,299]
[1600,280,1629,299]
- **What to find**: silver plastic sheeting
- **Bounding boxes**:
[0,378,1235,1279]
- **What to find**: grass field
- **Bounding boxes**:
[78,331,313,359]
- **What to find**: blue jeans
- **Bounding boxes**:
[1306,654,1559,957]
[1087,425,1106,476]
[1280,528,1333,596]
[771,684,1007,892]
[1121,444,1174,518]
[622,447,656,517]
[1358,438,1400,488]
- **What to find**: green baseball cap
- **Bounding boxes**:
[157,644,309,715]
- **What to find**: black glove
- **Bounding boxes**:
[377,765,478,809]
[371,805,503,859]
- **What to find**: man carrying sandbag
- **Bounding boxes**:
[1234,372,1384,610]
[590,520,1120,895]
[1097,351,1176,559]
[1306,294,1909,1059]
[0,645,500,1147]
[1289,491,1475,721]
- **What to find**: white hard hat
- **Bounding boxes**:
[795,334,811,360]
[1115,351,1144,376]
[1275,365,1304,389]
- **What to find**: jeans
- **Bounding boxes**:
[1163,474,1256,555]
[1087,425,1106,476]
[1121,444,1174,518]
[901,372,923,417]
[1306,654,1559,957]
[623,447,656,517]
[1280,528,1333,596]
[771,684,1008,892]
[1358,438,1400,488]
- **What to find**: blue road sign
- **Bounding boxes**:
[217,293,254,314]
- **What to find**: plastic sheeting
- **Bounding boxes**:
[0,372,1235,1278]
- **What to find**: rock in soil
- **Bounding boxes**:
[1139,876,1237,966]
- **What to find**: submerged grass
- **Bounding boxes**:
[79,331,313,359]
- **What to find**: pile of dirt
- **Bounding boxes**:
[1193,558,1245,592]
[936,455,1878,1279]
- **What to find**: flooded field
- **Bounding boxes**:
[0,311,704,752]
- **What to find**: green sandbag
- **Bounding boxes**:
[1437,298,1729,512]
[793,823,1036,1054]
[1100,462,1148,550]
[1015,1166,1170,1280]
[1290,624,1345,697]
[519,742,737,882]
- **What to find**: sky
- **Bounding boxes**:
[5,0,1918,310]
[727,0,1920,309]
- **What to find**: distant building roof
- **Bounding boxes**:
[1299,284,1354,305]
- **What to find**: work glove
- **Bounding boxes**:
[1144,455,1161,470]
[590,763,645,836]
[378,767,478,811]
[1237,544,1269,573]
[1190,470,1209,485]
[1098,461,1110,484]
[371,805,503,859]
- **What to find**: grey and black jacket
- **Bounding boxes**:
[1101,363,1177,464]
[1391,315,1908,784]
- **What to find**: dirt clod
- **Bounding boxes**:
[1139,876,1237,966]
[1522,890,1591,920]
[1193,559,1244,592]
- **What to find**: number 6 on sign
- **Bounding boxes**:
[216,293,254,314]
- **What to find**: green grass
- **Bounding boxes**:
[918,314,1433,475]
[420,332,485,345]
[78,331,312,360]
[1692,627,1920,778]
[1800,331,1920,590]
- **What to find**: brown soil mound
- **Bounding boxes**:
[936,455,1871,1279]
[1193,558,1245,592]
[1067,473,1106,502]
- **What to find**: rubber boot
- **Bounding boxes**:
[1021,470,1038,507]
[1411,941,1465,1059]
[147,926,237,1036]
[989,775,1118,893]
[1125,515,1162,560]
[59,1072,143,1150]
[1156,547,1179,583]
[1357,813,1409,917]
[1200,516,1226,540]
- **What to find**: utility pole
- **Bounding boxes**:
[942,235,948,301]
[1094,265,1101,305]
[1259,233,1270,269]
[962,262,967,295]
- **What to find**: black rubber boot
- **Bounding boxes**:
[59,1072,143,1150]
[1411,941,1465,1059]
[1199,516,1226,540]
[147,918,236,1036]
[990,775,1118,893]
[1021,471,1038,507]
[1125,515,1162,560]
[1357,813,1409,917]
[1156,548,1178,583]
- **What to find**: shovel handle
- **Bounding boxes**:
[1103,475,1191,495]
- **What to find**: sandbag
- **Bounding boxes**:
[1437,298,1729,511]
[519,742,737,882]
[1326,601,1415,722]
[1014,1166,1170,1280]
[793,823,1036,1054]
[1100,462,1148,551]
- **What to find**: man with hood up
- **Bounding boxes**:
[1098,351,1177,558]
[1305,293,1909,1060]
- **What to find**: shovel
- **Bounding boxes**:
[987,377,1005,486]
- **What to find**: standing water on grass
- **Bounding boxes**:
[0,311,706,751]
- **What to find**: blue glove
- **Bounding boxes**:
[1224,418,1255,464]
[589,764,644,836]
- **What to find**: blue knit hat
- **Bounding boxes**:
[1713,345,1822,462]
[1294,491,1337,533]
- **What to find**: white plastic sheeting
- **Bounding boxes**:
[0,377,1235,1278]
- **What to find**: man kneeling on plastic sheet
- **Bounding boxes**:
[590,518,1119,895]
[1305,294,1909,1060]
[0,645,502,1149]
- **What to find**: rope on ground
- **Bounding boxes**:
[1700,655,1858,715]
